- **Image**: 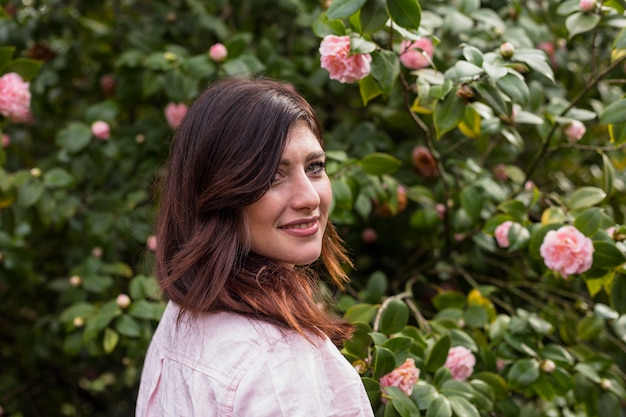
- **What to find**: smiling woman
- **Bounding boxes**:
[136,77,374,417]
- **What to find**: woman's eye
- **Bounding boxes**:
[307,161,326,175]
[272,170,285,183]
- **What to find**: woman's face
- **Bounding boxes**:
[244,122,331,267]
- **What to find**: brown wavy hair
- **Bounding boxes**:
[156,77,354,344]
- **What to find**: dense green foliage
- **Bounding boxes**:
[1,0,626,416]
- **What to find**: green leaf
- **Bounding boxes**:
[576,315,604,341]
[460,186,484,222]
[360,0,388,34]
[372,346,396,379]
[508,358,540,389]
[592,241,626,269]
[17,179,44,208]
[496,72,529,106]
[574,208,603,236]
[360,152,402,175]
[512,48,554,82]
[433,291,466,310]
[43,168,75,188]
[370,50,400,97]
[379,299,409,335]
[611,275,626,314]
[327,0,367,19]
[600,98,626,125]
[345,303,378,324]
[83,301,121,343]
[386,0,421,30]
[425,335,451,372]
[425,395,451,417]
[114,315,143,338]
[103,328,119,354]
[128,300,165,321]
[59,302,97,323]
[362,377,382,405]
[434,92,465,139]
[602,153,615,196]
[567,186,606,210]
[384,386,421,416]
[566,11,601,39]
[449,396,480,417]
[359,74,382,105]
[344,322,373,357]
[55,122,92,154]
[1,58,42,81]
[0,46,16,68]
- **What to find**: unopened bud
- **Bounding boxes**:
[69,275,82,287]
[116,293,131,309]
[73,317,85,327]
[30,167,42,177]
[499,42,515,59]
[164,52,177,62]
[541,359,556,373]
[600,378,612,390]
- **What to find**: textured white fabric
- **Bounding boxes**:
[136,302,374,417]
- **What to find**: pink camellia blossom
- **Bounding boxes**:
[0,72,32,122]
[146,235,157,251]
[540,225,594,278]
[495,221,514,248]
[379,358,420,403]
[91,120,110,140]
[399,38,434,70]
[564,120,586,142]
[319,35,372,84]
[2,134,9,147]
[580,0,596,12]
[164,102,188,129]
[444,346,476,381]
[209,43,228,62]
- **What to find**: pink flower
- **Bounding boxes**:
[444,346,476,381]
[399,38,434,70]
[540,225,594,278]
[380,358,420,402]
[116,293,131,309]
[495,221,514,248]
[564,120,586,142]
[580,0,596,12]
[91,120,110,140]
[164,102,188,129]
[146,235,157,251]
[0,72,32,122]
[319,35,372,84]
[209,43,228,62]
[1,134,9,147]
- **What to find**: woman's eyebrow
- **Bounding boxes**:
[279,151,326,166]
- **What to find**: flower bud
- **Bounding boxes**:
[146,235,157,251]
[580,0,596,12]
[600,378,612,390]
[91,120,111,140]
[361,228,378,244]
[73,317,85,327]
[164,52,177,62]
[1,134,9,147]
[91,247,103,258]
[99,75,116,97]
[564,120,586,142]
[499,42,515,58]
[541,359,556,373]
[209,43,228,62]
[116,294,131,309]
[412,146,438,179]
[30,167,42,177]
[69,275,82,287]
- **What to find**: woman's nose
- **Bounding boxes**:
[290,173,320,210]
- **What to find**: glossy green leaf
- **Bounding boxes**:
[567,186,606,210]
[425,395,451,417]
[103,328,119,354]
[592,241,626,269]
[425,335,451,372]
[360,152,402,175]
[372,346,397,379]
[566,11,601,39]
[360,0,388,33]
[385,386,421,416]
[1,57,42,81]
[370,50,400,97]
[83,301,121,343]
[379,299,409,335]
[576,315,604,341]
[344,321,373,357]
[602,153,615,196]
[449,395,480,417]
[432,291,466,310]
[327,0,367,19]
[359,74,382,105]
[43,168,75,188]
[574,208,603,236]
[345,303,378,324]
[611,275,626,314]
[386,0,421,30]
[434,92,465,139]
[55,122,92,154]
[508,358,540,389]
[114,315,143,338]
[496,72,529,105]
[600,98,626,125]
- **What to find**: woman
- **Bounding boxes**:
[136,77,374,416]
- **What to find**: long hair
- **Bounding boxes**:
[156,77,353,343]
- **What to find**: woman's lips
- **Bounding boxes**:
[279,219,320,237]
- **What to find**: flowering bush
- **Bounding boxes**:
[319,35,371,83]
[3,1,626,416]
[0,72,31,122]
